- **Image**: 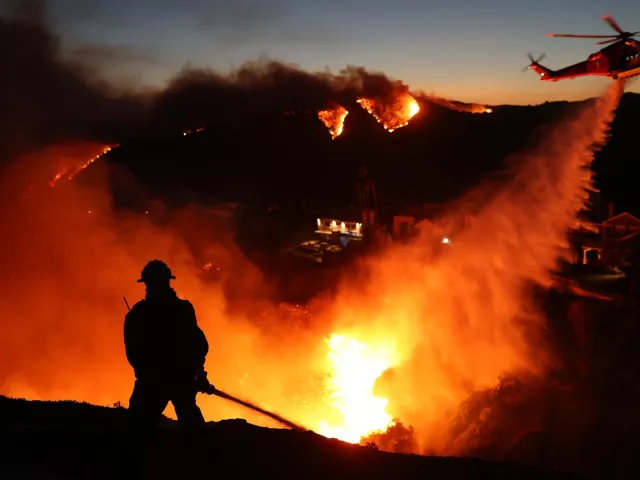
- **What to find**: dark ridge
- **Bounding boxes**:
[95,92,640,214]
[0,395,582,479]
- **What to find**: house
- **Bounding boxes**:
[392,202,479,244]
[572,205,640,266]
[392,203,447,241]
[393,206,421,241]
[602,212,640,237]
[314,207,364,241]
[601,212,640,266]
[315,217,363,239]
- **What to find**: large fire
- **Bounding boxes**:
[318,106,349,139]
[317,333,398,443]
[357,93,420,132]
[0,82,625,458]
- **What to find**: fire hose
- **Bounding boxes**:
[123,297,306,432]
[202,386,306,432]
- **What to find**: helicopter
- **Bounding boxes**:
[526,15,640,82]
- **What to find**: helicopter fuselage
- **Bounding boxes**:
[530,39,640,81]
[528,16,640,82]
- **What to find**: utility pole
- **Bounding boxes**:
[355,165,380,246]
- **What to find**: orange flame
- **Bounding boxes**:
[317,333,398,442]
[318,106,349,139]
[357,93,420,132]
[49,144,117,187]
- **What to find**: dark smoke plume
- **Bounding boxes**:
[0,1,146,163]
[0,2,416,163]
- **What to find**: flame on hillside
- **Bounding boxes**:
[318,106,349,139]
[459,103,492,114]
[47,124,206,188]
[357,93,420,132]
[49,145,117,187]
[427,97,493,114]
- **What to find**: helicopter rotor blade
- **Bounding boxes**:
[546,33,617,39]
[602,15,625,35]
[596,38,620,45]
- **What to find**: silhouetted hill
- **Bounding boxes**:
[98,92,640,213]
[0,395,582,479]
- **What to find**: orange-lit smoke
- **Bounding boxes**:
[357,93,420,132]
[317,81,623,452]
[0,81,624,455]
[0,147,332,429]
[318,106,349,139]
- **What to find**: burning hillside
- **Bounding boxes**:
[0,80,625,458]
[1,4,495,166]
[318,105,349,139]
[49,144,117,187]
[357,93,420,132]
[316,91,421,138]
[0,4,634,470]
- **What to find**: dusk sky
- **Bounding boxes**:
[38,0,640,105]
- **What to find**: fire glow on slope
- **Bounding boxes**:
[357,93,420,132]
[49,144,117,187]
[427,96,493,114]
[318,106,349,139]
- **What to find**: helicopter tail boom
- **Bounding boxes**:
[529,61,555,80]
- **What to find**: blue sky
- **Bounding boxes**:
[42,0,640,105]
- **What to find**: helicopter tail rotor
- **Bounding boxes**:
[523,53,546,72]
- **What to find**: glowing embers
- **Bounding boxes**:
[357,93,419,132]
[318,106,349,139]
[318,333,397,444]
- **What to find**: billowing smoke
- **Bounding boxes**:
[0,142,337,428]
[0,3,428,165]
[330,81,624,454]
[0,2,146,163]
